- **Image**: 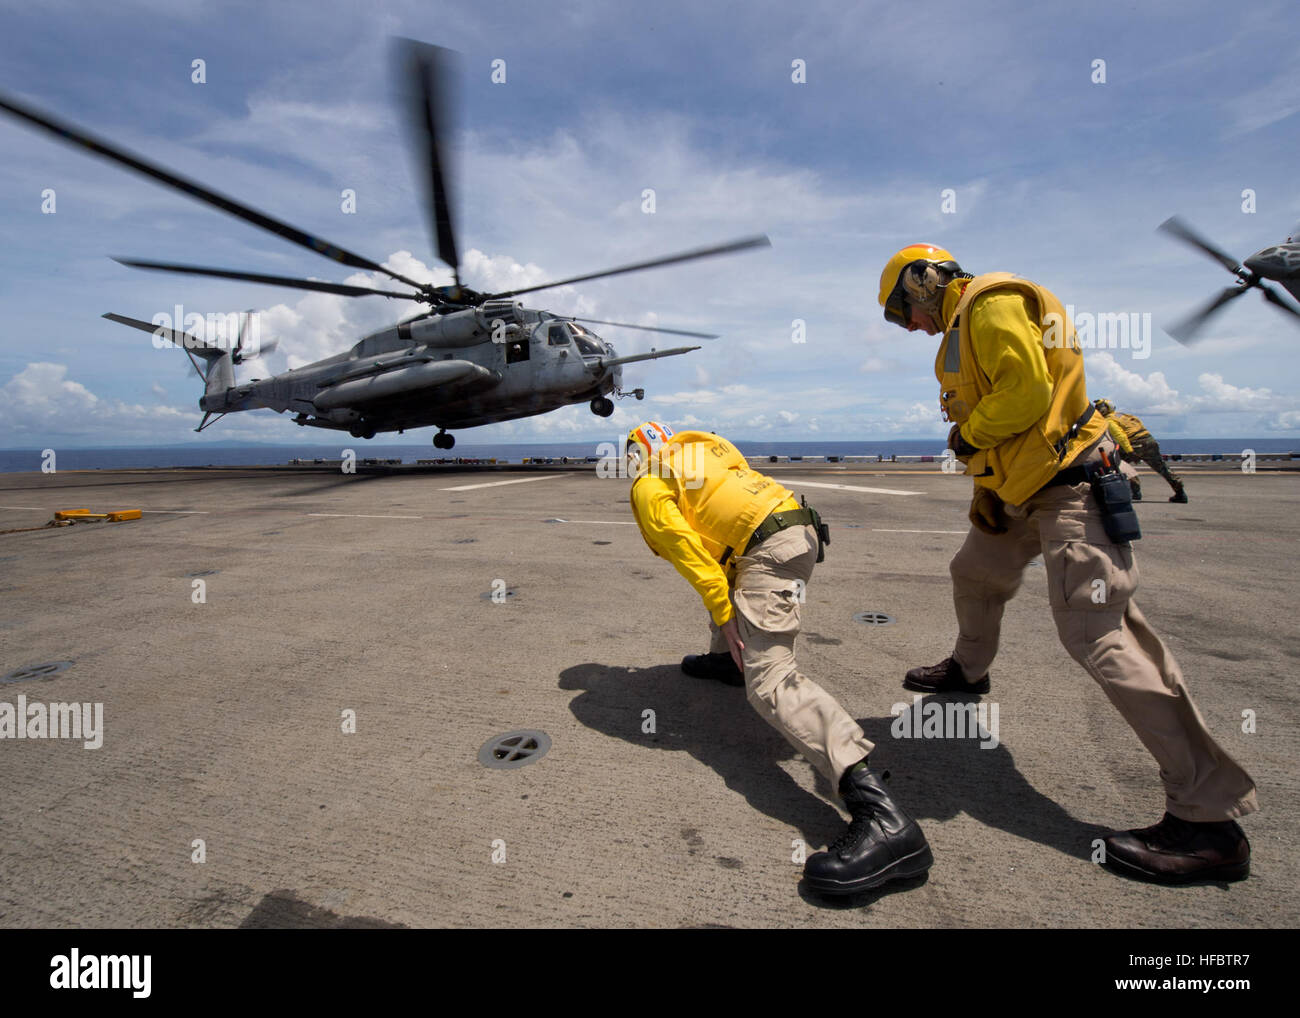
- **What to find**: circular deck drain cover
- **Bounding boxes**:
[1,661,73,684]
[478,730,551,769]
[853,611,896,626]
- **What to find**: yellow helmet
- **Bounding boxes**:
[878,243,962,327]
[626,421,674,477]
[627,421,674,455]
[1093,398,1115,416]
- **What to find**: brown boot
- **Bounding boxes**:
[903,656,990,694]
[1103,812,1249,884]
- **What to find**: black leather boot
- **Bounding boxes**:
[680,652,743,686]
[903,656,990,694]
[804,762,934,895]
[1103,812,1249,884]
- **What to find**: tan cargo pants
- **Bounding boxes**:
[949,438,1257,821]
[708,525,874,785]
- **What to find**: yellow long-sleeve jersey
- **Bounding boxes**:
[629,431,796,626]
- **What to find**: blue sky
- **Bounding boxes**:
[1,0,1298,447]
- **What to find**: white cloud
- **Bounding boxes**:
[1086,353,1184,414]
[1266,410,1300,432]
[0,362,193,441]
[1191,373,1277,412]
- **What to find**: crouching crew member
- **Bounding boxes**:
[1094,399,1188,502]
[625,421,932,895]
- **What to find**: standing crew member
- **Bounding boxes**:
[878,245,1257,884]
[1094,399,1188,502]
[625,421,933,895]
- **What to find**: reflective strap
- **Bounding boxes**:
[943,322,962,372]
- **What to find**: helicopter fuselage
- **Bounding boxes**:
[199,300,621,437]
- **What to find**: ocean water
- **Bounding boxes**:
[0,437,1294,473]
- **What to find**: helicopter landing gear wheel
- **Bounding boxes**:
[590,396,615,418]
[433,431,455,450]
[350,423,376,440]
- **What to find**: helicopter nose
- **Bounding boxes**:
[1244,248,1281,275]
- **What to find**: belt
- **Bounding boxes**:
[1037,464,1093,491]
[745,506,817,554]
[719,507,817,566]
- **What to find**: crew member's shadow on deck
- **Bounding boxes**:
[559,662,844,844]
[856,699,1112,861]
[559,664,1110,864]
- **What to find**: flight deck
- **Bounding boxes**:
[1,461,1296,928]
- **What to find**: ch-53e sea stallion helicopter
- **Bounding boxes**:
[0,40,769,448]
[1158,216,1300,343]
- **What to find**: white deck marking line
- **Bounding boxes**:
[784,479,921,496]
[441,473,572,492]
[308,513,424,519]
[548,519,638,526]
[0,506,48,511]
[872,528,966,535]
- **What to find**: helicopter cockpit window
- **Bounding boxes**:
[569,323,602,356]
[548,324,570,346]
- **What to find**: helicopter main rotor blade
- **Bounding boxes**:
[394,38,461,286]
[561,316,718,339]
[1259,281,1300,324]
[113,258,424,300]
[1166,285,1250,343]
[1158,216,1244,276]
[484,234,773,300]
[0,91,428,293]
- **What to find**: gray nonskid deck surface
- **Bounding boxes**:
[0,464,1295,928]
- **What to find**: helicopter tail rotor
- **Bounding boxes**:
[231,310,279,364]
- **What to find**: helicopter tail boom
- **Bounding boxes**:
[102,311,236,406]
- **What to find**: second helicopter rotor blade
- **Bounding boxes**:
[1259,282,1300,324]
[393,38,461,285]
[562,316,719,339]
[483,235,772,300]
[0,91,428,293]
[1166,285,1250,343]
[113,259,425,300]
[1158,216,1244,276]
